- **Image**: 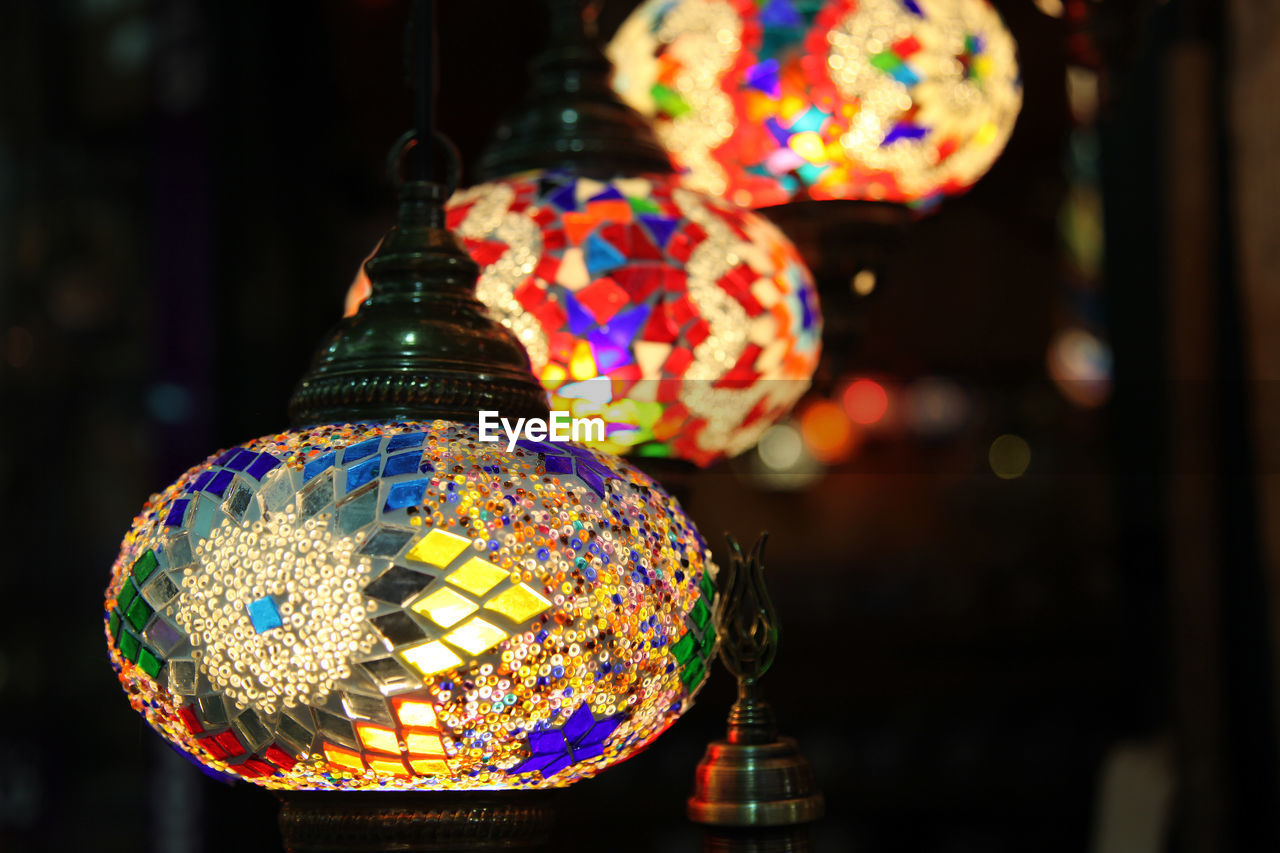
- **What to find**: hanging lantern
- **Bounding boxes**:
[346,0,822,468]
[608,0,1022,208]
[107,4,720,794]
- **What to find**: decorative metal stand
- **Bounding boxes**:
[688,534,824,829]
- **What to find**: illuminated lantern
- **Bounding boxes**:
[345,3,822,468]
[608,0,1022,208]
[107,424,718,789]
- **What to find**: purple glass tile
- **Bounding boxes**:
[544,455,574,476]
[577,468,606,497]
[223,449,257,472]
[538,753,574,778]
[214,448,240,466]
[563,704,595,744]
[527,729,567,756]
[186,470,214,494]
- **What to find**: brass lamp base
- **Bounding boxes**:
[277,791,555,852]
[688,734,824,827]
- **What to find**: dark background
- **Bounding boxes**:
[1,0,1274,851]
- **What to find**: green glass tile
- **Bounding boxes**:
[108,610,119,636]
[691,598,711,630]
[118,578,139,611]
[119,630,141,662]
[680,657,705,690]
[871,51,903,73]
[131,549,158,583]
[699,571,716,600]
[126,596,153,632]
[137,647,162,679]
[628,196,661,215]
[671,632,695,665]
[650,83,690,118]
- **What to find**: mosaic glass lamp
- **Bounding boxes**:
[347,0,822,468]
[607,0,1023,209]
[104,6,718,841]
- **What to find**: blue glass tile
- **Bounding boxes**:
[303,451,337,482]
[889,64,921,87]
[539,753,574,777]
[577,468,606,497]
[386,432,426,452]
[382,452,421,478]
[563,294,597,335]
[345,457,379,493]
[563,704,595,744]
[214,448,240,465]
[547,183,578,212]
[595,304,650,350]
[164,499,190,527]
[589,186,624,203]
[384,478,429,511]
[515,438,564,455]
[638,214,679,249]
[759,0,803,27]
[186,470,214,494]
[881,122,928,146]
[744,58,781,98]
[512,753,557,775]
[571,740,605,761]
[205,469,235,498]
[903,0,924,16]
[545,455,574,476]
[342,437,381,464]
[224,449,257,472]
[246,596,283,634]
[584,232,627,276]
[528,729,567,756]
[245,453,281,480]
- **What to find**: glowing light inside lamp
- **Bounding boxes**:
[345,171,822,466]
[608,0,1022,207]
[105,421,717,790]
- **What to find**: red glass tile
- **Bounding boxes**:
[515,279,545,311]
[718,266,764,314]
[178,706,203,735]
[200,736,229,760]
[265,745,299,771]
[574,277,629,324]
[641,302,678,343]
[613,266,663,301]
[667,295,697,329]
[663,268,688,293]
[531,206,557,227]
[469,240,508,267]
[531,301,568,333]
[542,228,567,252]
[534,254,561,283]
[212,729,244,757]
[625,224,664,260]
[685,318,710,348]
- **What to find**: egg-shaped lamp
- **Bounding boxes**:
[105,420,717,790]
[608,0,1023,208]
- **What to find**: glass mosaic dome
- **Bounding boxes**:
[607,0,1022,207]
[106,420,717,790]
[346,172,822,467]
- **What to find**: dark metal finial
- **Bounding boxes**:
[475,0,673,181]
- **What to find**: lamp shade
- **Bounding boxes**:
[106,420,717,790]
[608,0,1022,208]
[346,171,822,467]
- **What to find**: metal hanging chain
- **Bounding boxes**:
[388,0,459,192]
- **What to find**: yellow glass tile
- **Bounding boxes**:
[446,557,508,596]
[395,698,439,729]
[355,722,400,755]
[323,743,365,772]
[399,640,463,676]
[367,756,410,776]
[484,584,551,624]
[405,731,446,757]
[444,617,509,655]
[405,528,472,567]
[409,757,451,776]
[409,586,478,628]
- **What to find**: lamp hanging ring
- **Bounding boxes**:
[387,129,461,195]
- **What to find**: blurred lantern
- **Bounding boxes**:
[608,0,1022,209]
[346,0,822,468]
[106,2,718,838]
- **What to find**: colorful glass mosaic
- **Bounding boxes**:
[345,172,821,466]
[607,0,1022,207]
[105,421,717,790]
